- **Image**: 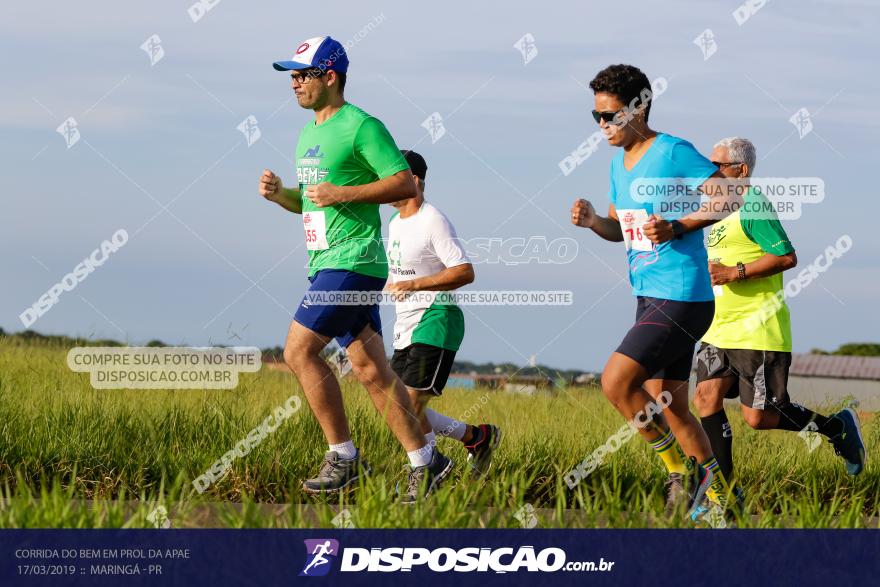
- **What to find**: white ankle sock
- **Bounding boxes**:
[426,409,466,441]
[424,431,437,449]
[408,444,433,468]
[329,441,357,460]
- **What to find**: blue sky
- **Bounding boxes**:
[2,1,878,371]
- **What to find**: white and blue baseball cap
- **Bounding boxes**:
[273,36,349,73]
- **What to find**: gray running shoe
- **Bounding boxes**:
[399,449,454,504]
[302,450,370,494]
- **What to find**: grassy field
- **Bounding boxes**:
[1,336,877,528]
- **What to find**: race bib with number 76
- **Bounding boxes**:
[303,211,329,251]
[617,208,652,252]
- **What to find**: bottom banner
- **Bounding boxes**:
[1,529,876,586]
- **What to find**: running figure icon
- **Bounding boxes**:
[302,540,335,575]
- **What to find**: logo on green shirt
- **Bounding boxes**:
[707,224,727,248]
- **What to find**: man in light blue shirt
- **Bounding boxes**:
[570,64,734,523]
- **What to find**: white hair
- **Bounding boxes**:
[714,137,756,175]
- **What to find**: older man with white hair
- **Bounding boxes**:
[693,137,865,510]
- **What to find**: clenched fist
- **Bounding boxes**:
[259,169,282,201]
[305,182,346,207]
[571,199,596,228]
[386,279,417,302]
[709,260,739,285]
[642,214,674,244]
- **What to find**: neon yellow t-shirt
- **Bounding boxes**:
[702,188,795,352]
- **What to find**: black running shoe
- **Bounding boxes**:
[399,449,454,504]
[828,408,866,476]
[464,424,502,478]
[302,451,370,494]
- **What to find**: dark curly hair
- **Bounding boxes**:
[589,64,653,123]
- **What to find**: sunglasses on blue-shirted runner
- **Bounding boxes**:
[592,109,624,124]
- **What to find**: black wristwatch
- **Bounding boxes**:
[670,220,685,239]
[737,261,747,281]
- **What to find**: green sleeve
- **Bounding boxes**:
[353,117,410,179]
[741,191,795,255]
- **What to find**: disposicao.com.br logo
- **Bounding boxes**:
[300,539,614,575]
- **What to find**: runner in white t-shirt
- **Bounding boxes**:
[377,150,502,478]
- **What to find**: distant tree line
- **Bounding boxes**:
[450,359,591,381]
[4,328,877,363]
[810,343,880,357]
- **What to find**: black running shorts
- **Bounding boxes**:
[695,342,792,409]
[390,343,457,396]
[615,296,715,381]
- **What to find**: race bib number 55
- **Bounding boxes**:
[303,211,329,251]
[618,208,652,252]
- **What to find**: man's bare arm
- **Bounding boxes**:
[388,264,475,294]
[305,169,417,207]
[571,199,623,242]
[643,171,744,243]
[709,251,797,285]
[258,169,302,214]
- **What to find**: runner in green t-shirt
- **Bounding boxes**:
[693,137,865,489]
[259,36,453,502]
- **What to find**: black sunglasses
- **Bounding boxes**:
[711,161,744,169]
[592,109,622,124]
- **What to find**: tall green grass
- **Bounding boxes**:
[1,337,877,528]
